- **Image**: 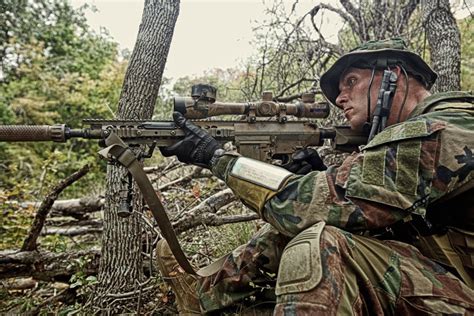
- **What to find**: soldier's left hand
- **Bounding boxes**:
[284,148,327,175]
[160,112,221,168]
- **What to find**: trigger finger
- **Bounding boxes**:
[173,112,187,128]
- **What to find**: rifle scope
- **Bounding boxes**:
[174,84,330,120]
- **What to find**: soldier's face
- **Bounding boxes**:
[336,68,380,131]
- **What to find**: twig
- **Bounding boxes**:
[158,167,204,191]
[25,287,75,316]
[21,164,91,251]
[105,280,155,298]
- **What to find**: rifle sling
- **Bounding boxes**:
[99,132,227,277]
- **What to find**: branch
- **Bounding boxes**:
[157,167,207,191]
[276,90,323,103]
[25,287,77,316]
[194,213,260,228]
[21,164,91,251]
[275,78,318,99]
[339,0,366,41]
[311,3,360,41]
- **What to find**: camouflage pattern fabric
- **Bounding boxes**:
[198,223,288,312]
[274,225,474,314]
[201,92,474,314]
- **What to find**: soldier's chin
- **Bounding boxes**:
[349,120,365,132]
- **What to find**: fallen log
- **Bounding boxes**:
[0,249,100,281]
[41,226,103,237]
[45,218,102,228]
[5,196,104,219]
[1,277,37,290]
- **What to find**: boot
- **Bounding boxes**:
[156,239,201,315]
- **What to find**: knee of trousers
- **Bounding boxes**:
[275,222,343,296]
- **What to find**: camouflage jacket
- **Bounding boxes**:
[213,92,474,238]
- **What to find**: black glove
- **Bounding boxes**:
[284,148,327,175]
[160,112,221,168]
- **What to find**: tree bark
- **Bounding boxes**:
[96,0,180,310]
[422,0,461,92]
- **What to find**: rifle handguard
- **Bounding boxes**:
[0,124,67,142]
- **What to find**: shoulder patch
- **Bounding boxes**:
[364,121,427,149]
[363,119,444,150]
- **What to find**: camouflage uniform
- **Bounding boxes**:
[197,90,474,314]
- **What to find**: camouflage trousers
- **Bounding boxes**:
[197,223,474,315]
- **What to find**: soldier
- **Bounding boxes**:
[157,38,474,314]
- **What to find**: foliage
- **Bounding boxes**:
[460,17,473,91]
[0,0,124,198]
[1,0,117,82]
[0,189,34,250]
[69,256,98,294]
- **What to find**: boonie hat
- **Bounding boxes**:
[320,38,437,106]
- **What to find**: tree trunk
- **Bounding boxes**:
[422,0,461,92]
[95,0,179,310]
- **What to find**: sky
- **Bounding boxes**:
[71,0,343,81]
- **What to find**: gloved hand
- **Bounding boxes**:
[284,148,326,175]
[160,112,221,168]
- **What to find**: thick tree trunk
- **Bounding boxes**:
[422,0,461,92]
[96,0,180,310]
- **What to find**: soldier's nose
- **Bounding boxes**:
[336,94,348,108]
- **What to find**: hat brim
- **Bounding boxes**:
[320,48,437,107]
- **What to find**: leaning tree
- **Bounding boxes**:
[94,0,180,311]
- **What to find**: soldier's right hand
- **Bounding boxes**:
[284,148,327,175]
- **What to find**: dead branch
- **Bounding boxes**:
[157,167,206,191]
[25,287,77,316]
[41,226,103,237]
[21,164,91,252]
[172,189,238,233]
[193,213,260,228]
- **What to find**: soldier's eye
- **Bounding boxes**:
[347,77,356,88]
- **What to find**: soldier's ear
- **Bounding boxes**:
[392,65,403,82]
